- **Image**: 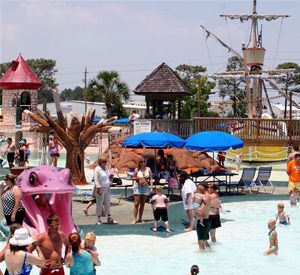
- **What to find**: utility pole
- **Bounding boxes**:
[289,91,293,145]
[84,67,88,113]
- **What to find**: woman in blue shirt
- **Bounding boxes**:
[66,233,100,275]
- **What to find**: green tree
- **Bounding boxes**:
[60,86,84,101]
[0,58,57,105]
[276,62,300,118]
[0,63,12,105]
[111,100,129,118]
[219,56,247,117]
[175,65,215,118]
[27,59,57,103]
[87,71,130,117]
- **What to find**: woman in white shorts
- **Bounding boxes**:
[179,172,196,232]
[132,158,153,224]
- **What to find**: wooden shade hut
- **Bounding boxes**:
[134,63,192,119]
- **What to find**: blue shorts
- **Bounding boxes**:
[133,183,149,195]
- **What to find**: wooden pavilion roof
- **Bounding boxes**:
[134,63,192,97]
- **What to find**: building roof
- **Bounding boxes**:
[134,63,192,96]
[0,54,41,90]
[273,104,300,112]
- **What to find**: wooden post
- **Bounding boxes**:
[172,100,176,119]
[289,92,293,145]
[178,100,181,119]
[145,96,150,118]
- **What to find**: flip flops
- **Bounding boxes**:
[107,218,118,224]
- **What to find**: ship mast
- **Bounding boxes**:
[218,0,290,118]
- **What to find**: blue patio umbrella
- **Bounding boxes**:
[123,132,185,179]
[115,118,130,124]
[123,132,185,148]
[185,131,244,152]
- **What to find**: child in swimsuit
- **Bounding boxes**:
[264,219,278,256]
[150,186,170,233]
[192,188,205,226]
[290,188,299,207]
[275,203,290,225]
[83,232,100,274]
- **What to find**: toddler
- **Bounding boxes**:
[275,203,290,225]
[264,219,278,256]
[84,232,97,252]
[193,185,205,226]
[290,188,299,207]
[150,186,170,233]
[83,232,100,274]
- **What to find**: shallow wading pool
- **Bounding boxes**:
[1,200,300,275]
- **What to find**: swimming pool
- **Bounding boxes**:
[0,200,299,275]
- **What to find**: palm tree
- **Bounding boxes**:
[88,71,130,117]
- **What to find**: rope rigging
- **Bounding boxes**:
[272,18,284,68]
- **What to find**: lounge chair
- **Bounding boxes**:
[233,167,258,194]
[254,167,275,194]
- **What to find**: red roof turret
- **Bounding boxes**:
[0,54,41,90]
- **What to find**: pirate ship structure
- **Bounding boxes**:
[199,0,299,161]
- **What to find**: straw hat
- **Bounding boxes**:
[9,228,34,246]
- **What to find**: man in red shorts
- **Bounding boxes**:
[29,214,69,274]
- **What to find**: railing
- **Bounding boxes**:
[194,117,300,145]
[101,118,300,147]
[150,119,193,138]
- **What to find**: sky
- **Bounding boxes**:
[1,0,300,100]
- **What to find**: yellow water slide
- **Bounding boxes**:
[228,146,288,162]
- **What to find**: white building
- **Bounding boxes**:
[38,99,147,118]
[38,101,106,118]
[272,104,300,119]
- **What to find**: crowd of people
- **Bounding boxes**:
[0,213,100,275]
[1,137,299,273]
[3,136,63,169]
[4,138,31,169]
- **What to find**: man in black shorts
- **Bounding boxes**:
[195,183,211,250]
[5,138,16,169]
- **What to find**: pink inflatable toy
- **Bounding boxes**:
[16,165,77,237]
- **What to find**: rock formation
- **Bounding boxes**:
[99,136,223,174]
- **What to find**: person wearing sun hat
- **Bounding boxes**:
[5,228,49,275]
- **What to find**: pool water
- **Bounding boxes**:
[96,200,300,275]
[0,200,299,275]
[27,151,99,170]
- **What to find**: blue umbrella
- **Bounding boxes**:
[92,118,101,124]
[123,132,185,148]
[123,132,185,180]
[115,118,130,124]
[185,131,244,152]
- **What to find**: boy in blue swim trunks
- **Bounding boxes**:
[275,203,290,225]
[264,219,278,256]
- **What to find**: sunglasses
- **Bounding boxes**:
[50,224,60,228]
